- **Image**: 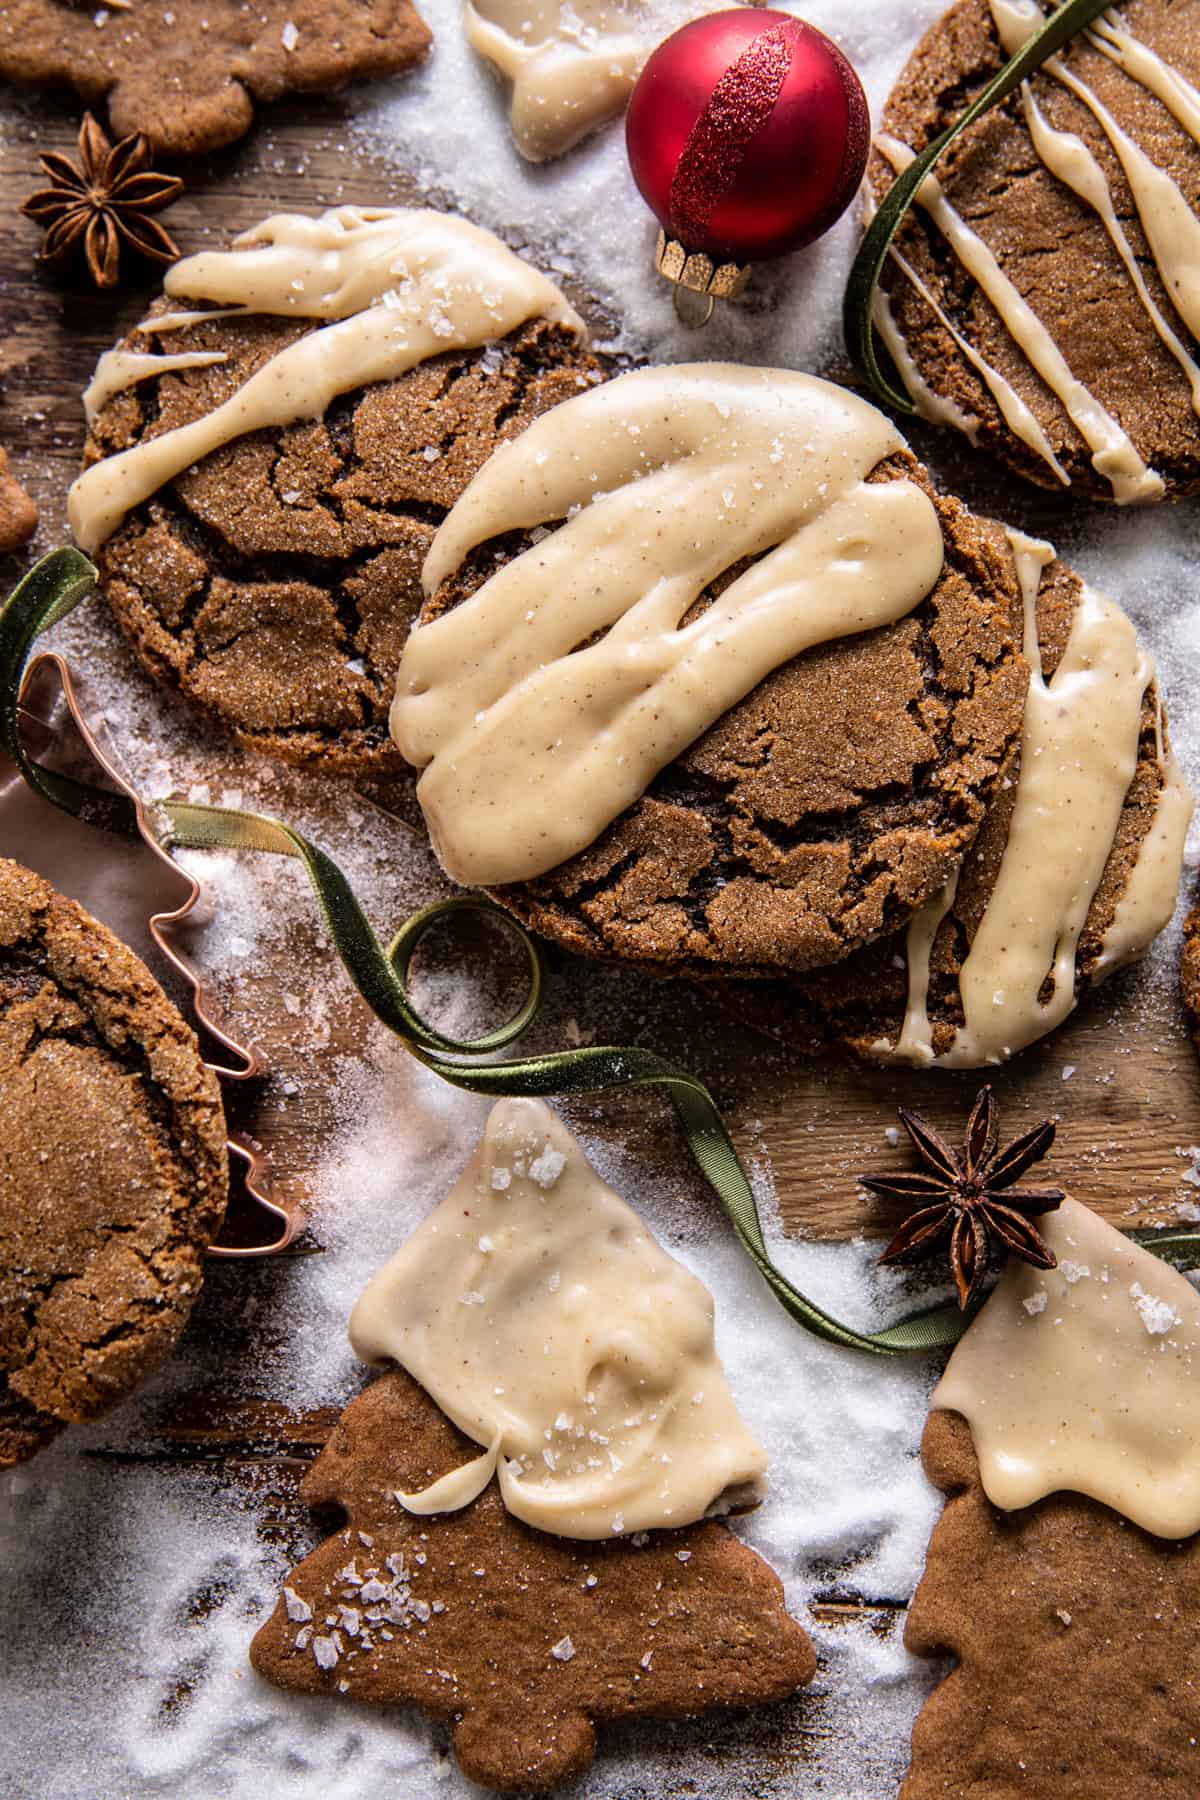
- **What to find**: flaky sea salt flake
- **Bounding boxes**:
[1131,1282,1181,1336]
[529,1146,567,1188]
[283,1586,312,1623]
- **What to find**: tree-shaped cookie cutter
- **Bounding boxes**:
[3,648,303,1255]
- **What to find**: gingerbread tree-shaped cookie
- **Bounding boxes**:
[251,1367,816,1792]
[254,1098,816,1790]
[1,0,430,158]
[901,1199,1200,1798]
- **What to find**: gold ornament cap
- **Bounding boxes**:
[655,229,751,326]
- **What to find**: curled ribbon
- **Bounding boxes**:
[5,550,1199,1350]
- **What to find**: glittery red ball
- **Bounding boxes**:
[625,9,870,265]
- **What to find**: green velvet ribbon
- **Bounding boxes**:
[844,0,1115,411]
[6,550,1199,1357]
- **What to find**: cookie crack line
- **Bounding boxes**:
[7,955,214,1195]
[125,494,411,595]
[107,499,410,717]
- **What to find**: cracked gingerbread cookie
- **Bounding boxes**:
[0,0,431,157]
[873,0,1200,503]
[395,362,1029,977]
[255,1097,816,1789]
[0,857,227,1466]
[250,1366,816,1793]
[75,206,603,778]
[725,532,1193,1062]
[1185,878,1200,1057]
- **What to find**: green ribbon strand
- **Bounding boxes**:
[6,551,1200,1356]
[168,804,965,1355]
[0,544,137,833]
[844,0,1114,412]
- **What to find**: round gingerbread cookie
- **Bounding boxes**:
[1184,884,1200,1058]
[75,206,604,778]
[873,0,1200,504]
[0,858,228,1466]
[725,536,1193,1063]
[394,363,1031,979]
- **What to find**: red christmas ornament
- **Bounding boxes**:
[626,9,870,313]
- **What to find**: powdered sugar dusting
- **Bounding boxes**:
[351,0,955,374]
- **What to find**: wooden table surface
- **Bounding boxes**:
[2,76,1199,1745]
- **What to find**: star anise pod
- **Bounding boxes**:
[864,1087,1065,1310]
[20,112,183,291]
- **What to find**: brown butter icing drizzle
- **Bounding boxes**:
[935,1197,1200,1539]
[68,205,584,555]
[348,1097,768,1540]
[993,0,1200,369]
[875,529,1191,1067]
[880,2,1200,494]
[876,130,1162,503]
[392,363,946,887]
[465,0,645,161]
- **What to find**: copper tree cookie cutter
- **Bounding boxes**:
[3,648,303,1255]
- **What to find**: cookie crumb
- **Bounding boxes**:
[0,449,37,552]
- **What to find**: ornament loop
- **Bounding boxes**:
[672,284,715,330]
